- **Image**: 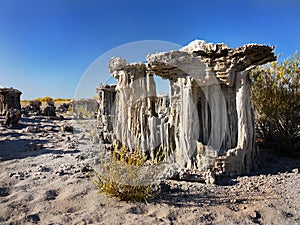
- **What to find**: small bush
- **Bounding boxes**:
[250,53,300,156]
[90,143,166,202]
[35,96,54,103]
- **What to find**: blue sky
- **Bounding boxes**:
[0,0,299,99]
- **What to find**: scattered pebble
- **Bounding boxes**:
[25,142,44,151]
[0,187,10,197]
[61,125,74,133]
[26,213,40,223]
[23,126,40,133]
[43,126,54,132]
[45,190,58,201]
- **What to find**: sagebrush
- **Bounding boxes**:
[250,53,300,156]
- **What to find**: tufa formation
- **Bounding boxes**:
[97,40,276,182]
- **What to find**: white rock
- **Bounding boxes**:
[24,126,40,133]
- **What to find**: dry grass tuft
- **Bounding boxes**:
[90,142,166,202]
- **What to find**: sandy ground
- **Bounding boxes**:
[0,115,299,225]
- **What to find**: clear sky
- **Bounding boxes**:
[0,0,299,100]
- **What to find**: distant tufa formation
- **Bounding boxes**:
[97,40,275,182]
[0,88,22,127]
[0,87,73,127]
[0,87,22,116]
[72,98,98,119]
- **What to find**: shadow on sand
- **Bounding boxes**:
[0,138,79,161]
[152,149,300,207]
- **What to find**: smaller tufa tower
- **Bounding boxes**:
[0,87,22,115]
[96,84,117,150]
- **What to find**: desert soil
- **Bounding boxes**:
[0,115,299,225]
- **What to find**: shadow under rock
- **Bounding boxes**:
[249,149,300,176]
[154,181,276,208]
[151,149,300,207]
[0,138,80,161]
[19,117,61,130]
[210,149,300,186]
[0,117,59,130]
[0,131,23,138]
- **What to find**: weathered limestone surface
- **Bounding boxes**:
[97,40,275,180]
[0,87,22,115]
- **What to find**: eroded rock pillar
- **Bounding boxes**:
[110,58,158,156]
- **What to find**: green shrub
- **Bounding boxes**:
[90,143,166,202]
[250,53,300,156]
